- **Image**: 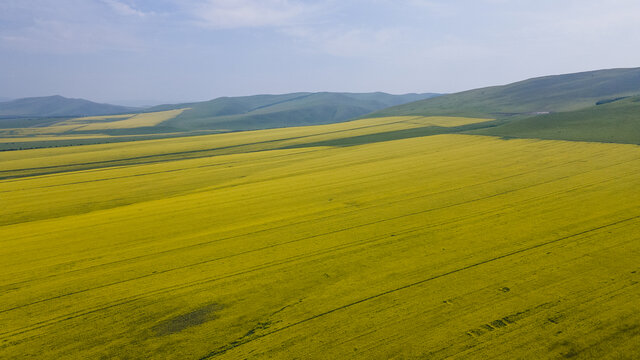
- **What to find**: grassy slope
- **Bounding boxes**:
[148,93,312,115]
[1,117,640,359]
[370,67,640,118]
[470,96,640,144]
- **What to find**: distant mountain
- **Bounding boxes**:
[149,92,440,131]
[0,97,12,103]
[0,95,138,117]
[369,67,640,119]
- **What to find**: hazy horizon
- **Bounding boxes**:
[2,0,640,104]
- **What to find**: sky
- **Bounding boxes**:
[1,0,640,105]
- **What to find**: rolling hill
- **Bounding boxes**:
[0,92,439,138]
[0,95,137,117]
[370,67,640,119]
[3,67,638,148]
[471,96,640,144]
[150,92,440,131]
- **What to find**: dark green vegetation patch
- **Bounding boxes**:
[470,96,640,145]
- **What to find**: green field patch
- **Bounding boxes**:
[152,303,224,336]
[471,96,640,145]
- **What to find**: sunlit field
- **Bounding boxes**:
[1,116,639,359]
[70,109,187,130]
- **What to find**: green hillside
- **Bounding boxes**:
[470,96,640,144]
[370,67,640,119]
[156,92,439,131]
[0,95,137,117]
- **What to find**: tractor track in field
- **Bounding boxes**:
[196,214,640,358]
[0,131,487,197]
[456,270,640,359]
[2,211,638,343]
[0,132,486,205]
[1,168,639,340]
[0,134,493,226]
[0,146,330,192]
[328,233,640,358]
[2,157,638,315]
[0,118,431,181]
[0,155,605,278]
[3,151,630,285]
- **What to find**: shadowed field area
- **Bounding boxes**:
[1,116,639,359]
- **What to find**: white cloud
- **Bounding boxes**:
[191,0,323,29]
[0,18,144,54]
[404,0,457,16]
[102,0,149,17]
[285,26,407,58]
[0,0,153,54]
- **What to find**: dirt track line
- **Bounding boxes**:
[3,160,638,315]
[0,145,332,193]
[198,213,640,358]
[2,202,637,341]
[1,161,622,313]
[0,118,423,180]
[0,180,593,338]
[1,154,608,284]
[0,211,473,339]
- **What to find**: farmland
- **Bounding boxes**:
[59,109,187,131]
[1,116,640,359]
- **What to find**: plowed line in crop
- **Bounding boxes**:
[0,156,595,279]
[0,118,437,180]
[0,141,523,237]
[0,169,640,337]
[0,144,339,192]
[333,232,640,356]
[455,269,640,359]
[0,145,326,181]
[0,196,615,341]
[0,132,488,191]
[0,202,516,340]
[197,214,640,358]
[0,142,578,244]
[2,156,636,291]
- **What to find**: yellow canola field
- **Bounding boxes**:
[0,116,484,179]
[1,116,639,359]
[75,108,187,130]
[63,113,133,123]
[0,109,187,139]
[0,114,135,138]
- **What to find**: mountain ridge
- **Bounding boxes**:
[368,67,640,119]
[0,95,138,117]
[150,92,440,131]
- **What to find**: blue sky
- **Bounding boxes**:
[1,0,640,105]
